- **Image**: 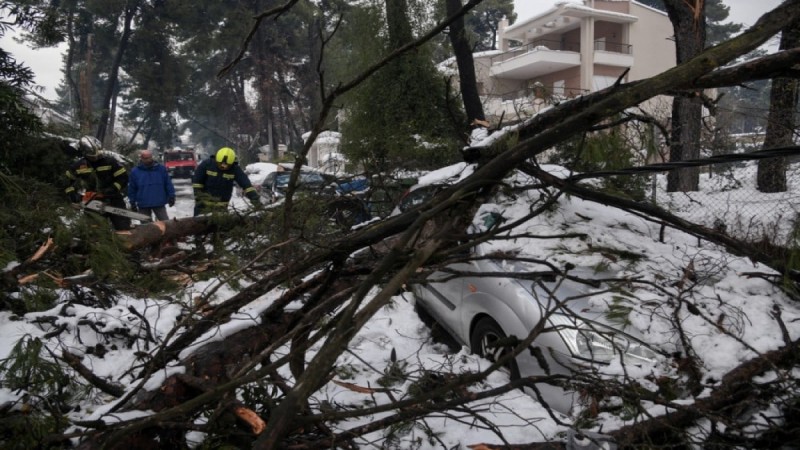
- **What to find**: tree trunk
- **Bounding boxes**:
[446,0,485,124]
[664,0,706,192]
[385,0,414,49]
[79,33,93,135]
[105,84,119,148]
[96,0,139,143]
[116,216,213,251]
[667,93,703,191]
[757,21,799,193]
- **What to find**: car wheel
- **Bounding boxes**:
[470,317,521,380]
[414,301,461,353]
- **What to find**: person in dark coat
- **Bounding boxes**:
[128,149,176,221]
[65,135,132,231]
[191,147,260,216]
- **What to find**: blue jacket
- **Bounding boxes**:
[192,157,258,204]
[128,162,176,208]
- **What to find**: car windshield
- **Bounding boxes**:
[397,185,441,213]
[274,171,327,189]
[164,152,194,162]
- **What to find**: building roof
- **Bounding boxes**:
[504,1,638,42]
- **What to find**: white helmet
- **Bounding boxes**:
[79,135,102,157]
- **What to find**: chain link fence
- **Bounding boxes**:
[650,156,800,248]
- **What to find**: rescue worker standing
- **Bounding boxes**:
[65,136,132,231]
[128,149,176,221]
[192,147,260,216]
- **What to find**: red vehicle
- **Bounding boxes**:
[163,149,197,178]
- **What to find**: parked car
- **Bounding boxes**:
[260,166,338,204]
[163,149,198,178]
[403,163,657,414]
[259,164,372,228]
[391,162,476,216]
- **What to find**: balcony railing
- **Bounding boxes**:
[488,85,590,102]
[491,38,632,65]
[594,40,632,54]
[491,40,580,65]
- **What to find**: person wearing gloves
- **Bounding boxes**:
[191,147,260,216]
[128,149,176,221]
[65,135,132,231]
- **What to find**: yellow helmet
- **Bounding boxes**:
[215,147,236,165]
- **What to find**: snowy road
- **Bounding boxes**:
[168,178,195,219]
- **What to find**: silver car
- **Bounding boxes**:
[404,168,656,414]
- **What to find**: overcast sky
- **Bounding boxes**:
[513,0,783,26]
[0,0,786,101]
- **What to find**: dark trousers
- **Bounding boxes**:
[105,197,132,231]
[140,205,169,221]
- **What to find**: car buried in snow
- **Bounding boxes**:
[399,162,658,414]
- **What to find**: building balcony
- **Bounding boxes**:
[490,40,580,80]
[593,41,634,68]
[489,40,633,80]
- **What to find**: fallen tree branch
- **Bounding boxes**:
[61,350,125,398]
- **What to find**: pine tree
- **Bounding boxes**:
[339,0,465,173]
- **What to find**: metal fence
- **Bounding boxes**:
[651,156,800,247]
[572,148,800,250]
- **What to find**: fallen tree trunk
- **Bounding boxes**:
[115,216,214,251]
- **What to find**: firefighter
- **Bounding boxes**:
[192,147,260,216]
[65,136,132,231]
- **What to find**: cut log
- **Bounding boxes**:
[115,216,213,251]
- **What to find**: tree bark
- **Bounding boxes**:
[664,0,706,192]
[446,0,486,124]
[115,216,213,251]
[96,0,139,143]
[757,20,800,193]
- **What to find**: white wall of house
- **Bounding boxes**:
[474,0,675,123]
[627,1,675,81]
[303,130,343,175]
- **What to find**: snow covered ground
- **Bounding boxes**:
[2,158,799,448]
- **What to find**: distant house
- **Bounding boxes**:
[304,131,345,175]
[257,143,288,162]
[466,0,675,123]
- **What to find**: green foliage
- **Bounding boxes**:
[605,294,634,327]
[465,0,517,51]
[0,335,70,397]
[0,410,66,450]
[337,2,465,173]
[66,213,136,281]
[632,0,742,46]
[15,285,58,316]
[0,174,69,268]
[3,136,75,186]
[705,0,742,46]
[547,130,647,201]
[239,379,280,417]
[377,359,408,388]
[383,419,439,450]
[781,216,800,297]
[0,48,42,152]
